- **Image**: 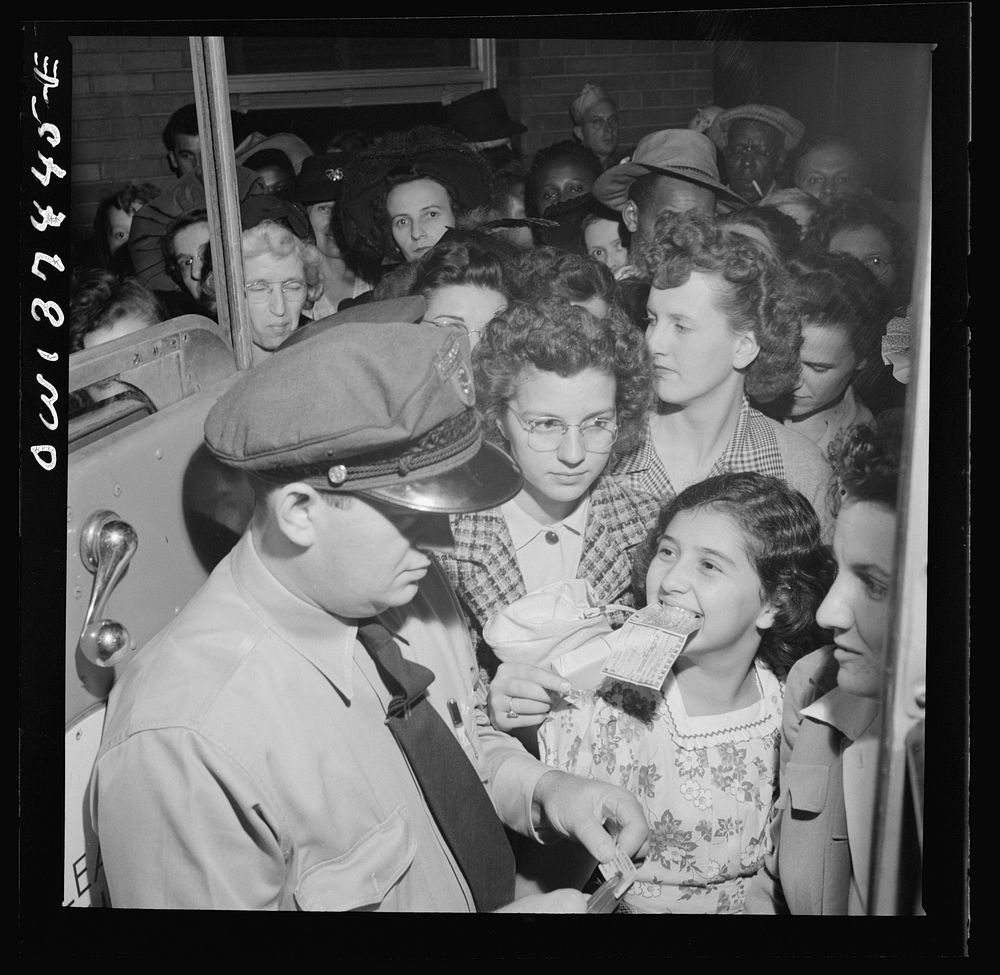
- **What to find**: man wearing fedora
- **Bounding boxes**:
[707,104,806,205]
[443,87,527,171]
[591,128,746,270]
[90,320,649,911]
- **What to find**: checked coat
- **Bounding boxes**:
[436,475,659,678]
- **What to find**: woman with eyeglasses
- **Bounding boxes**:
[805,195,913,315]
[804,196,914,410]
[405,231,520,350]
[240,219,323,366]
[435,295,656,718]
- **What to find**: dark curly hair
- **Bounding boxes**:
[635,209,803,401]
[786,247,893,364]
[410,232,522,301]
[805,195,914,311]
[69,269,164,353]
[632,472,835,679]
[826,409,904,517]
[474,295,653,463]
[525,139,604,218]
[517,246,618,310]
[718,205,804,264]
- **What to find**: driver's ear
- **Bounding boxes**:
[271,482,325,548]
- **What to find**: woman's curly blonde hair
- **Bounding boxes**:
[635,210,803,401]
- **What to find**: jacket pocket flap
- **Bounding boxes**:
[294,804,416,911]
[785,762,829,814]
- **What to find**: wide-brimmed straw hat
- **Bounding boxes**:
[707,104,805,154]
[592,129,746,211]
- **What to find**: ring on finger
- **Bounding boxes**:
[506,698,519,720]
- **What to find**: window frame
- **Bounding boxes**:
[225,37,496,113]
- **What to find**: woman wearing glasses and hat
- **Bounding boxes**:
[338,126,497,273]
[435,295,657,709]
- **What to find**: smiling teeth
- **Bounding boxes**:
[636,602,703,633]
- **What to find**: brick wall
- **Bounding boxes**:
[68,35,714,246]
[69,34,194,249]
[497,38,715,159]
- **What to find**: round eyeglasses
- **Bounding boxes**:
[244,279,307,304]
[506,404,618,453]
[421,315,478,336]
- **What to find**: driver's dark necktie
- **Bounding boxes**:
[357,621,515,913]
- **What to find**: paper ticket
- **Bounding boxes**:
[599,603,702,690]
[596,842,638,898]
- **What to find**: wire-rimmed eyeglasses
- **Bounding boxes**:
[244,279,307,304]
[506,403,618,452]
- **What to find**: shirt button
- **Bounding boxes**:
[545,530,559,545]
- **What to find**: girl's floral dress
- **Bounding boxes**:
[538,660,784,913]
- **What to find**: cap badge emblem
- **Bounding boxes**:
[325,168,344,182]
[327,464,348,485]
[435,335,476,407]
[455,363,474,404]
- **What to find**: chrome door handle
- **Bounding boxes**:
[77,510,138,668]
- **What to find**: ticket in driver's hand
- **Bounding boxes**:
[586,843,637,912]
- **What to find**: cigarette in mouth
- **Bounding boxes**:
[751,179,763,197]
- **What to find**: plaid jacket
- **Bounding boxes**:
[612,397,834,540]
[612,396,786,503]
[437,476,659,674]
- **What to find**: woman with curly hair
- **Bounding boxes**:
[238,219,323,365]
[69,269,164,416]
[436,295,656,697]
[774,248,893,451]
[614,210,834,538]
[403,231,521,349]
[805,194,913,315]
[805,196,913,411]
[537,471,834,912]
[748,412,906,914]
[517,245,619,319]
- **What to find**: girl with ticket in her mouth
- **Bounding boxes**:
[536,471,833,913]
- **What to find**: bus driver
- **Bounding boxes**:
[89,319,649,911]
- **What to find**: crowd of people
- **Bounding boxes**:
[77,82,918,914]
